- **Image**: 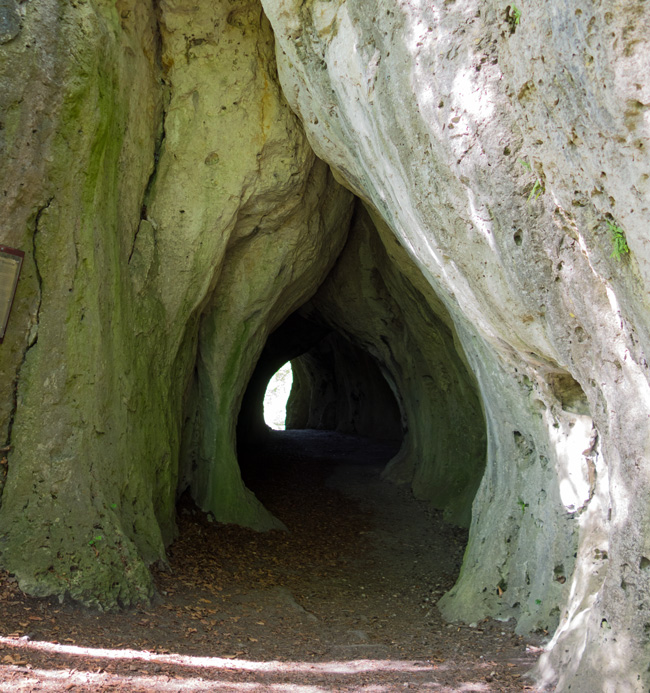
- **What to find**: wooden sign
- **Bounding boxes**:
[0,246,24,344]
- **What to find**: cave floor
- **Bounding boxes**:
[0,430,545,691]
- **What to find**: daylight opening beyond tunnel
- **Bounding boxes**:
[263,362,293,431]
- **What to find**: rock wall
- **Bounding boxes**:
[286,330,404,442]
[1,0,649,689]
[295,205,486,527]
[0,0,169,608]
[0,0,354,605]
[261,0,650,689]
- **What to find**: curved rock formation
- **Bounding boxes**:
[261,1,650,689]
[0,0,648,690]
[0,0,354,603]
[292,205,487,528]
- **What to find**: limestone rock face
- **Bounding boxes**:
[0,0,168,608]
[262,0,650,689]
[0,0,353,606]
[0,0,649,689]
[153,1,353,533]
[294,206,487,527]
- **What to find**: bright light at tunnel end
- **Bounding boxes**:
[263,362,293,430]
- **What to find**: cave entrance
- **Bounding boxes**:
[218,311,472,659]
[179,199,486,583]
[226,208,488,634]
[172,199,487,659]
[220,296,479,657]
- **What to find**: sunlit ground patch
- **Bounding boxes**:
[0,636,502,692]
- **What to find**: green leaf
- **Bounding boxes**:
[606,220,629,260]
[527,179,544,203]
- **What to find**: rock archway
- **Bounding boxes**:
[233,200,486,529]
[0,0,649,690]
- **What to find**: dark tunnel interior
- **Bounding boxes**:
[236,312,405,499]
[166,203,492,674]
[178,201,487,534]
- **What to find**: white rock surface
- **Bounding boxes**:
[262,0,650,689]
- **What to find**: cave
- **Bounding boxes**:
[174,200,487,536]
[1,0,649,691]
[237,318,407,491]
[229,201,486,534]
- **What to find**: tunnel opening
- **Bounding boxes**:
[171,301,481,665]
[179,300,477,662]
[263,362,293,430]
[175,198,488,653]
[237,320,405,502]
[150,181,512,681]
[176,196,488,544]
[226,204,489,619]
[230,201,488,531]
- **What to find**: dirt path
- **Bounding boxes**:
[0,430,546,691]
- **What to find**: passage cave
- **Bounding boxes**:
[232,201,487,533]
[1,0,649,690]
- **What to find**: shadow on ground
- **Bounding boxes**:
[0,430,545,691]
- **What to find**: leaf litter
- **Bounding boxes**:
[0,430,548,691]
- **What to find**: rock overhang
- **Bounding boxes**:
[0,0,648,689]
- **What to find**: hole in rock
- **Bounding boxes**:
[221,335,472,659]
[169,202,490,666]
[237,322,405,494]
[263,361,293,430]
[166,328,479,663]
[205,306,482,652]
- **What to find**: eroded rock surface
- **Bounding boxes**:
[0,0,649,690]
[262,0,650,689]
[292,206,487,528]
[0,0,354,604]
